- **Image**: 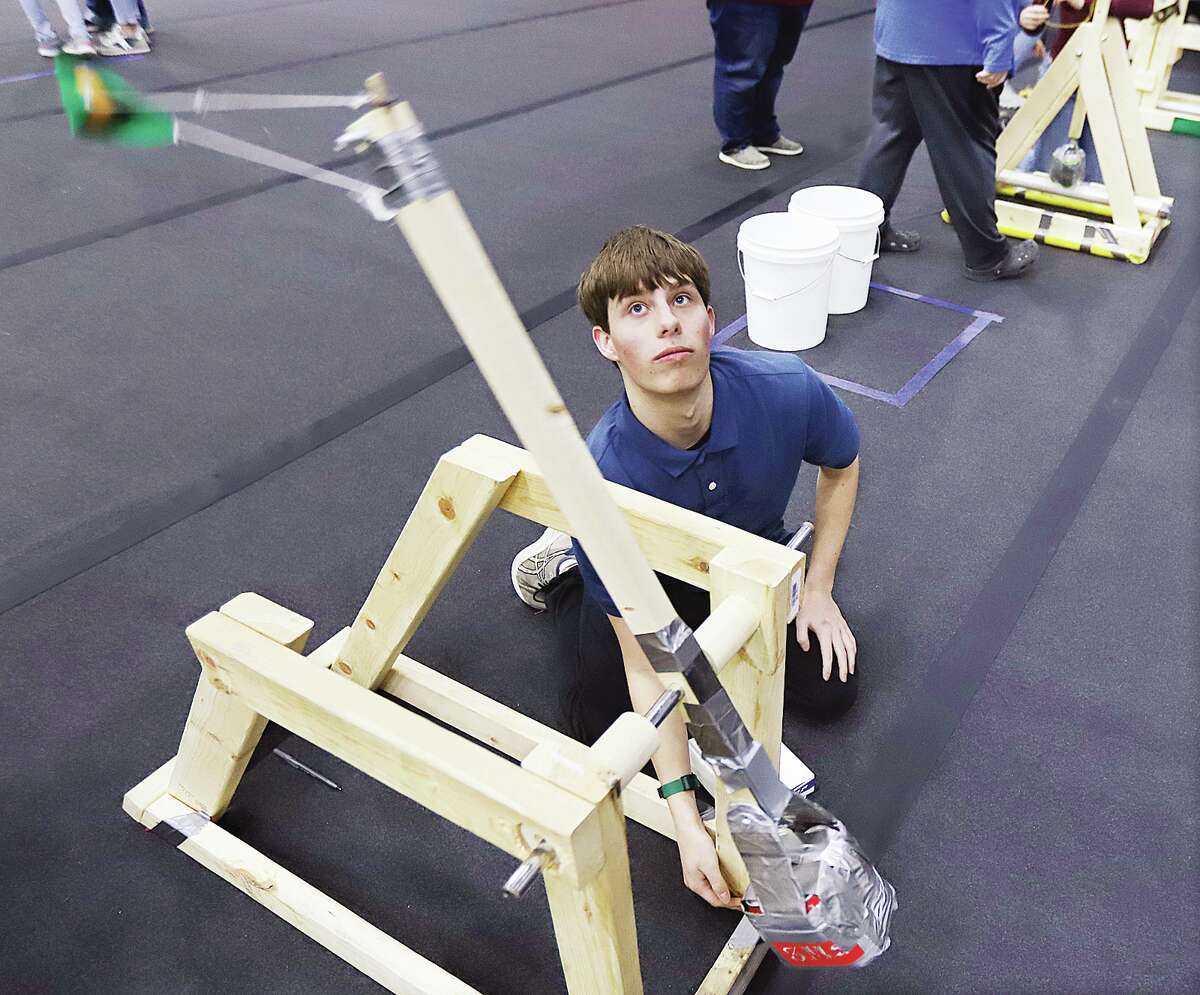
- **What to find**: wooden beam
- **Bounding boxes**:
[525,748,643,995]
[169,594,311,819]
[334,441,519,689]
[185,611,606,885]
[132,791,483,995]
[467,434,797,592]
[705,546,791,897]
[219,592,313,651]
[380,651,675,840]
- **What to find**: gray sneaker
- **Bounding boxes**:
[757,135,804,156]
[511,528,577,610]
[718,146,771,171]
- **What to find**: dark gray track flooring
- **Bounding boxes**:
[1,2,1197,993]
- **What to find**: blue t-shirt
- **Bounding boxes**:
[575,349,860,616]
[874,0,1017,74]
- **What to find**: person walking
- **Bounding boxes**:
[708,0,813,170]
[857,0,1039,281]
[14,0,96,56]
[92,0,150,55]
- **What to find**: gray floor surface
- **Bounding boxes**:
[1,2,1197,993]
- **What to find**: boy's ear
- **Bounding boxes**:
[706,304,716,340]
[592,325,619,362]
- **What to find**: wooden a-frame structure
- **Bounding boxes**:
[992,0,1174,263]
[1127,0,1200,135]
[124,433,804,994]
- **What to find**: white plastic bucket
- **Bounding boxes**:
[737,212,840,351]
[788,186,884,315]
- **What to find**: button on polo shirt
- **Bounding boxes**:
[573,349,860,617]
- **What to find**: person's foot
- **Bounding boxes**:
[718,146,771,171]
[96,25,150,56]
[61,36,97,56]
[510,528,577,611]
[756,135,804,156]
[880,224,921,252]
[36,38,61,58]
[964,239,1039,282]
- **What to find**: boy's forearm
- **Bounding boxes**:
[610,617,705,829]
[805,457,860,593]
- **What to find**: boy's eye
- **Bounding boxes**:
[628,302,647,315]
[674,293,690,305]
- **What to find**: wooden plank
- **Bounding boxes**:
[530,757,644,995]
[696,918,767,995]
[705,547,791,898]
[998,39,1081,171]
[122,756,176,823]
[219,592,313,651]
[467,434,797,592]
[380,651,675,840]
[1101,19,1162,199]
[169,594,313,818]
[135,792,483,995]
[355,97,677,637]
[168,671,268,820]
[305,627,350,670]
[185,611,605,885]
[1078,30,1142,232]
[334,442,520,689]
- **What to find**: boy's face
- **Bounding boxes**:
[592,280,715,396]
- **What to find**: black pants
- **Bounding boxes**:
[857,56,1007,270]
[547,570,858,745]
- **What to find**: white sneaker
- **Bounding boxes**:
[62,37,97,56]
[96,25,150,56]
[37,39,61,58]
[718,146,771,171]
[510,528,577,610]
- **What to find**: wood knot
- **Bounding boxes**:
[546,402,566,414]
[364,618,376,630]
[688,557,710,574]
[437,496,456,520]
[335,661,352,675]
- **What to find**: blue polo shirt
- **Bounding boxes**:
[574,349,860,617]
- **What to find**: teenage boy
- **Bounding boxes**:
[511,226,861,908]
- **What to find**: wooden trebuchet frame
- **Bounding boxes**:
[1127,0,1200,135]
[124,434,804,995]
[992,0,1173,262]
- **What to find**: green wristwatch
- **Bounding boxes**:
[658,773,701,799]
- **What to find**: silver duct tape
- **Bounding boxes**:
[635,619,722,701]
[686,690,792,819]
[376,125,449,206]
[165,811,211,839]
[731,803,897,969]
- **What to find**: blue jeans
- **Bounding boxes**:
[708,0,810,153]
[86,0,149,30]
[16,0,88,42]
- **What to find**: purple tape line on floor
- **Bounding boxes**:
[714,282,1004,406]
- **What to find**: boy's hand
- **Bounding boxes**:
[1020,4,1050,31]
[975,69,1009,89]
[676,823,740,909]
[796,589,856,683]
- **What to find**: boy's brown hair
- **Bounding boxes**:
[577,226,711,333]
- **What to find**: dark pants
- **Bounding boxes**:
[87,0,150,31]
[857,56,1007,269]
[708,0,810,154]
[547,570,857,745]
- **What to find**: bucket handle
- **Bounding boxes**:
[837,228,881,265]
[737,251,836,303]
